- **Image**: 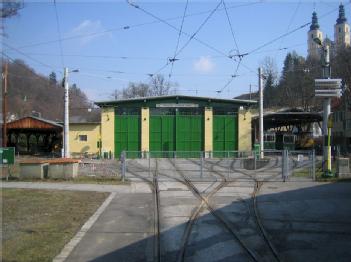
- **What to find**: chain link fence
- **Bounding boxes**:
[120,150,317,182]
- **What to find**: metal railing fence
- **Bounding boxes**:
[120,150,317,182]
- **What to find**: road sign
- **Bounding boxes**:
[0,147,15,165]
[315,79,342,97]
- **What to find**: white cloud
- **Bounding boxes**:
[68,20,111,45]
[193,56,215,73]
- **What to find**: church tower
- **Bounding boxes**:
[308,11,323,59]
[334,3,350,49]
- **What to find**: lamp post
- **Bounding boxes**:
[63,68,79,158]
[258,67,264,159]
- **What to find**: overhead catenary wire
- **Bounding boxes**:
[7,1,261,52]
[245,2,349,56]
[2,45,60,73]
[217,0,244,94]
[217,56,243,93]
[274,1,301,60]
[127,0,229,59]
[129,0,225,77]
[53,0,65,68]
[174,0,222,58]
[168,0,189,80]
[6,1,346,101]
[223,0,240,56]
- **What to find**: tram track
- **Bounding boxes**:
[126,156,283,262]
[227,158,283,262]
[167,158,260,262]
[191,157,282,262]
[124,159,161,262]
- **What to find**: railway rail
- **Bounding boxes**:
[125,156,285,262]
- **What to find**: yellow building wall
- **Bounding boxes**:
[69,123,101,157]
[141,107,150,152]
[204,107,213,152]
[238,110,252,151]
[101,107,115,157]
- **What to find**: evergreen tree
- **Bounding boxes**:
[49,72,57,86]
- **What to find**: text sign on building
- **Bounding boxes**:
[315,79,342,97]
[156,103,199,108]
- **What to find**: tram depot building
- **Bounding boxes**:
[95,95,255,159]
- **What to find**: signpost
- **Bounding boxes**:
[0,147,15,180]
[314,78,341,175]
[313,38,341,176]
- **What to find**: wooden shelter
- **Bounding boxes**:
[6,116,63,156]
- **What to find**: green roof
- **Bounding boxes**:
[95,95,256,108]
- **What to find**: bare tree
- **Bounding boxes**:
[149,74,175,96]
[1,0,24,36]
[122,82,150,98]
[111,74,176,100]
[260,56,278,85]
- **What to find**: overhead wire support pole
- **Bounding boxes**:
[258,67,264,159]
[2,62,8,147]
[64,67,70,158]
[322,45,331,172]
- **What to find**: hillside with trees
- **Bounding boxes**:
[5,59,99,122]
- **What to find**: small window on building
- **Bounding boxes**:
[264,133,275,142]
[283,134,295,144]
[339,27,341,33]
[347,119,351,130]
[79,135,88,141]
[311,34,314,39]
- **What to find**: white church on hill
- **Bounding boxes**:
[308,3,350,59]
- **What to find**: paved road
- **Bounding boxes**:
[258,181,351,262]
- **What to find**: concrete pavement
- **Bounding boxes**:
[2,178,351,261]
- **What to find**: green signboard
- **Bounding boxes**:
[0,147,15,165]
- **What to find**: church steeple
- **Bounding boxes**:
[310,11,320,31]
[308,11,323,59]
[334,3,350,48]
[336,3,347,24]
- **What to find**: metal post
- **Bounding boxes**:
[149,153,151,178]
[2,63,8,147]
[227,157,230,179]
[258,67,264,159]
[200,153,203,179]
[312,150,316,181]
[254,151,257,170]
[323,98,331,170]
[63,67,70,158]
[322,45,331,173]
[121,151,126,182]
[249,84,252,101]
[282,149,289,182]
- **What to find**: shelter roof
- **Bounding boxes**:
[7,116,62,130]
[252,109,322,130]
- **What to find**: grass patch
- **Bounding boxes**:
[2,188,109,262]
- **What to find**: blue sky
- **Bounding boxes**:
[2,0,349,101]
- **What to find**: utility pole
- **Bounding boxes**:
[258,67,264,159]
[2,62,8,147]
[322,45,331,172]
[249,84,252,101]
[63,67,70,158]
